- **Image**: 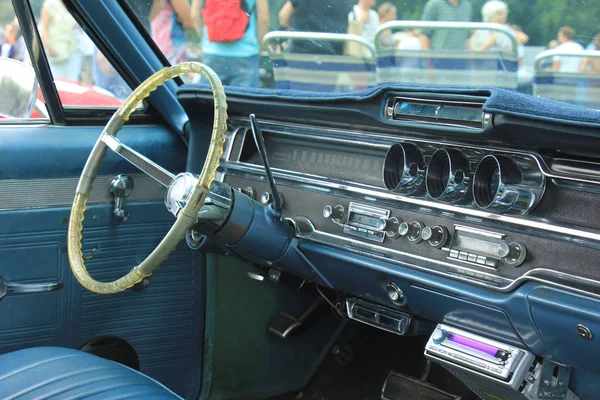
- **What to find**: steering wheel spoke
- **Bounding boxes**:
[102,134,175,188]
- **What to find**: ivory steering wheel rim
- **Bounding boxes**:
[67,62,227,294]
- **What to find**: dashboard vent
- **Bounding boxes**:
[385,96,490,130]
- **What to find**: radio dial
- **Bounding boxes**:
[377,217,401,238]
[497,242,527,267]
[399,221,424,243]
[422,226,449,248]
[432,328,446,343]
[323,204,345,221]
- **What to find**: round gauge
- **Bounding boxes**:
[473,155,522,210]
[425,149,471,203]
[488,165,501,201]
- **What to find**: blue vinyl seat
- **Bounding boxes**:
[0,347,182,399]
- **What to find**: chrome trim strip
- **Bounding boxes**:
[220,162,600,244]
[294,220,600,300]
[454,225,505,239]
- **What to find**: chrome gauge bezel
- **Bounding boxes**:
[473,154,546,215]
[425,148,472,204]
[383,142,425,195]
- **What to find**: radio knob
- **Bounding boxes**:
[377,217,401,238]
[422,226,449,248]
[323,205,345,221]
[497,242,527,267]
[432,328,447,344]
[399,221,424,243]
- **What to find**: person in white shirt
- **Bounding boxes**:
[553,26,584,73]
[347,0,379,44]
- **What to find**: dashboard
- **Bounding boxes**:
[219,117,600,293]
[179,87,600,398]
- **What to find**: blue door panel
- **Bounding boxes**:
[0,125,187,179]
[0,124,203,399]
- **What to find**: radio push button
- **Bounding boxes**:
[399,221,424,243]
[422,225,449,248]
[323,205,345,222]
[377,217,401,238]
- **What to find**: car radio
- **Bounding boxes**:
[448,225,527,269]
[342,202,392,243]
[425,324,535,386]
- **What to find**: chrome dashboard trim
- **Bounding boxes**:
[292,217,600,300]
[220,119,600,299]
[229,117,600,186]
[220,162,600,246]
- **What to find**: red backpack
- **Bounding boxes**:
[202,0,251,43]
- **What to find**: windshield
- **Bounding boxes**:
[126,0,600,110]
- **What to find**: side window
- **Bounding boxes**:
[0,4,44,119]
[30,0,132,107]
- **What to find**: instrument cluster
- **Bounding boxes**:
[382,142,546,215]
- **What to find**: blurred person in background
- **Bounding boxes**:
[1,21,22,60]
[469,1,527,53]
[347,0,379,44]
[420,0,473,51]
[150,0,195,65]
[580,33,600,73]
[278,0,351,55]
[377,2,397,47]
[552,26,584,73]
[193,0,269,87]
[40,0,81,80]
[511,25,526,66]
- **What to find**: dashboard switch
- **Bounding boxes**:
[377,217,401,238]
[323,205,345,222]
[399,221,424,243]
[422,225,449,248]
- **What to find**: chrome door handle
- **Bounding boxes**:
[0,277,63,300]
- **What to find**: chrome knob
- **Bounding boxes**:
[386,282,404,303]
[323,205,345,221]
[432,328,446,343]
[399,221,424,243]
[261,191,284,207]
[422,226,449,248]
[377,217,401,238]
[497,243,510,258]
[261,192,271,205]
[498,242,527,267]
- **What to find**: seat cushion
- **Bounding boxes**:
[0,347,182,399]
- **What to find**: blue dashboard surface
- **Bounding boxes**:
[293,241,600,394]
[180,84,600,128]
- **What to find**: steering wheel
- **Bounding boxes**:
[67,62,227,294]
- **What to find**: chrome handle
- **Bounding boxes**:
[110,174,134,221]
[0,277,63,300]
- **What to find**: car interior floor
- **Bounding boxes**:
[273,321,478,400]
